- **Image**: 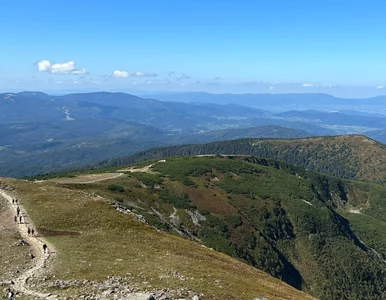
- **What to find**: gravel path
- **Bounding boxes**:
[0,187,57,299]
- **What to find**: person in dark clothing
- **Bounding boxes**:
[43,243,47,253]
[19,215,22,224]
[7,288,14,300]
[16,206,20,216]
[12,199,14,205]
[31,228,35,236]
[27,227,31,236]
[14,215,17,224]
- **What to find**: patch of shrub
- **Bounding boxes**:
[107,184,124,192]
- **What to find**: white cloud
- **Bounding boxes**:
[377,85,384,90]
[72,68,87,75]
[112,70,130,78]
[37,60,51,72]
[302,83,314,87]
[35,60,87,74]
[112,70,157,78]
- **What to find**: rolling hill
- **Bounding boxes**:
[0,171,315,300]
[97,135,386,185]
[4,91,386,180]
[15,154,386,299]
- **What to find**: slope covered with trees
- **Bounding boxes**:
[61,155,386,299]
[97,135,386,184]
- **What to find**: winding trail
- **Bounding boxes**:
[0,186,57,299]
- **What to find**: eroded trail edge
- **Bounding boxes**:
[0,185,57,299]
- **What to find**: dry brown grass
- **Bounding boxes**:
[1,177,315,300]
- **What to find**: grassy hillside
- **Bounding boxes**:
[0,176,314,299]
[97,135,386,184]
[73,155,386,299]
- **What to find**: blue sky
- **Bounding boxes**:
[1,0,386,97]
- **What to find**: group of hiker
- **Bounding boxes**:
[5,196,50,299]
[13,204,23,224]
[12,199,36,237]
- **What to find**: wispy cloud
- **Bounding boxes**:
[377,85,384,90]
[112,70,130,78]
[35,60,87,74]
[111,70,157,78]
[301,83,314,87]
[176,73,191,80]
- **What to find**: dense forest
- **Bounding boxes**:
[96,135,386,184]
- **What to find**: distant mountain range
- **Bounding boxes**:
[3,91,386,177]
[150,92,386,111]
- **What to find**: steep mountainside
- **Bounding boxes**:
[98,135,386,184]
[0,174,314,300]
[42,156,386,299]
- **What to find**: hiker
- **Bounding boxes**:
[14,216,17,224]
[30,253,35,260]
[7,288,14,300]
[15,199,18,204]
[16,206,20,216]
[27,227,31,236]
[12,199,14,205]
[31,228,35,236]
[43,243,47,253]
[19,215,22,224]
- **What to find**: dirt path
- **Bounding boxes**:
[118,160,167,173]
[52,172,124,184]
[0,187,57,299]
[117,164,154,173]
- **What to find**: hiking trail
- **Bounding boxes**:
[0,186,57,299]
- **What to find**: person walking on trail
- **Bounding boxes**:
[6,288,14,300]
[16,206,20,216]
[19,215,22,224]
[31,228,35,236]
[43,243,47,253]
[27,227,31,236]
[13,215,17,224]
[12,199,14,205]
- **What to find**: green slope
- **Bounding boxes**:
[1,176,314,300]
[72,155,386,299]
[97,135,386,184]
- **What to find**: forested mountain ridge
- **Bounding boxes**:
[97,135,386,184]
[52,155,386,299]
